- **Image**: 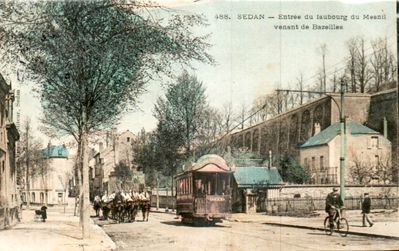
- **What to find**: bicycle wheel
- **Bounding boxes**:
[338,218,349,237]
[324,216,333,235]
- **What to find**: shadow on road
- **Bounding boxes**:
[306,232,326,236]
[160,221,229,228]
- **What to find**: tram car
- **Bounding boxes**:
[175,154,234,225]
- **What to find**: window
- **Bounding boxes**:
[311,157,315,171]
[127,137,130,142]
[375,155,379,167]
[40,192,44,204]
[370,136,379,148]
[304,158,308,169]
[320,156,324,171]
[58,193,63,203]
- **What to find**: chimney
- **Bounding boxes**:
[383,117,388,138]
[268,150,272,169]
[314,123,321,136]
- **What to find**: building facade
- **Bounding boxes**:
[0,74,20,229]
[90,130,144,197]
[21,144,74,206]
[299,122,392,185]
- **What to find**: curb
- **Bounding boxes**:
[92,222,116,251]
[90,218,117,251]
[264,222,399,240]
[150,209,176,215]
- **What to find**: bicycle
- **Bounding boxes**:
[323,206,349,237]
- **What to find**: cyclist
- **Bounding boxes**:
[325,187,343,228]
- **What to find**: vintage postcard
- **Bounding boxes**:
[0,0,397,250]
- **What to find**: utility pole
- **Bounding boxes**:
[339,80,346,201]
[275,87,346,199]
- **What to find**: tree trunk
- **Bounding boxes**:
[81,124,90,239]
[156,174,159,210]
[171,175,175,212]
[26,125,30,209]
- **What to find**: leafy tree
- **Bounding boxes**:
[278,154,310,184]
[113,162,133,191]
[154,71,208,157]
[0,0,213,238]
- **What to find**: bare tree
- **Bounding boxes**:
[354,37,371,93]
[238,103,248,129]
[346,38,358,93]
[16,117,44,208]
[350,153,393,185]
[370,37,396,92]
[296,72,304,104]
[220,102,235,133]
[317,44,328,93]
[350,156,375,184]
[329,69,338,93]
[374,154,393,184]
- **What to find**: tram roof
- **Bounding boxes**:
[234,167,283,188]
[191,154,232,172]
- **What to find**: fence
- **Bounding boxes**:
[264,196,399,215]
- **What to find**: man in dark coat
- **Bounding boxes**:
[41,205,48,222]
[362,193,373,227]
[325,187,343,227]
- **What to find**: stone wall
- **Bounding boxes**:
[366,89,398,181]
[274,184,399,199]
[230,96,334,165]
[263,184,399,214]
[226,90,397,183]
[229,93,372,164]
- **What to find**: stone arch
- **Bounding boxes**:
[300,109,311,142]
[289,114,299,151]
[260,126,269,155]
[313,104,323,135]
[245,132,251,150]
[252,128,259,153]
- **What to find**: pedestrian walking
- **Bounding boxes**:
[41,205,48,222]
[362,193,373,227]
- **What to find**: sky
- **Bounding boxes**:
[11,0,397,145]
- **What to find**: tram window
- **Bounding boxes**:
[189,177,192,194]
[186,178,189,194]
[195,179,205,196]
[216,177,223,195]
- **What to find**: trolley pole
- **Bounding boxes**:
[339,80,346,201]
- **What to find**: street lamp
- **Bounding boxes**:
[338,81,346,201]
[324,81,346,201]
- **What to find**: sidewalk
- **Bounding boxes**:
[229,209,399,239]
[0,207,116,251]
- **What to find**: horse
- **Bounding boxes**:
[111,192,125,223]
[93,200,101,217]
[124,200,139,222]
[140,200,151,222]
[101,202,112,220]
